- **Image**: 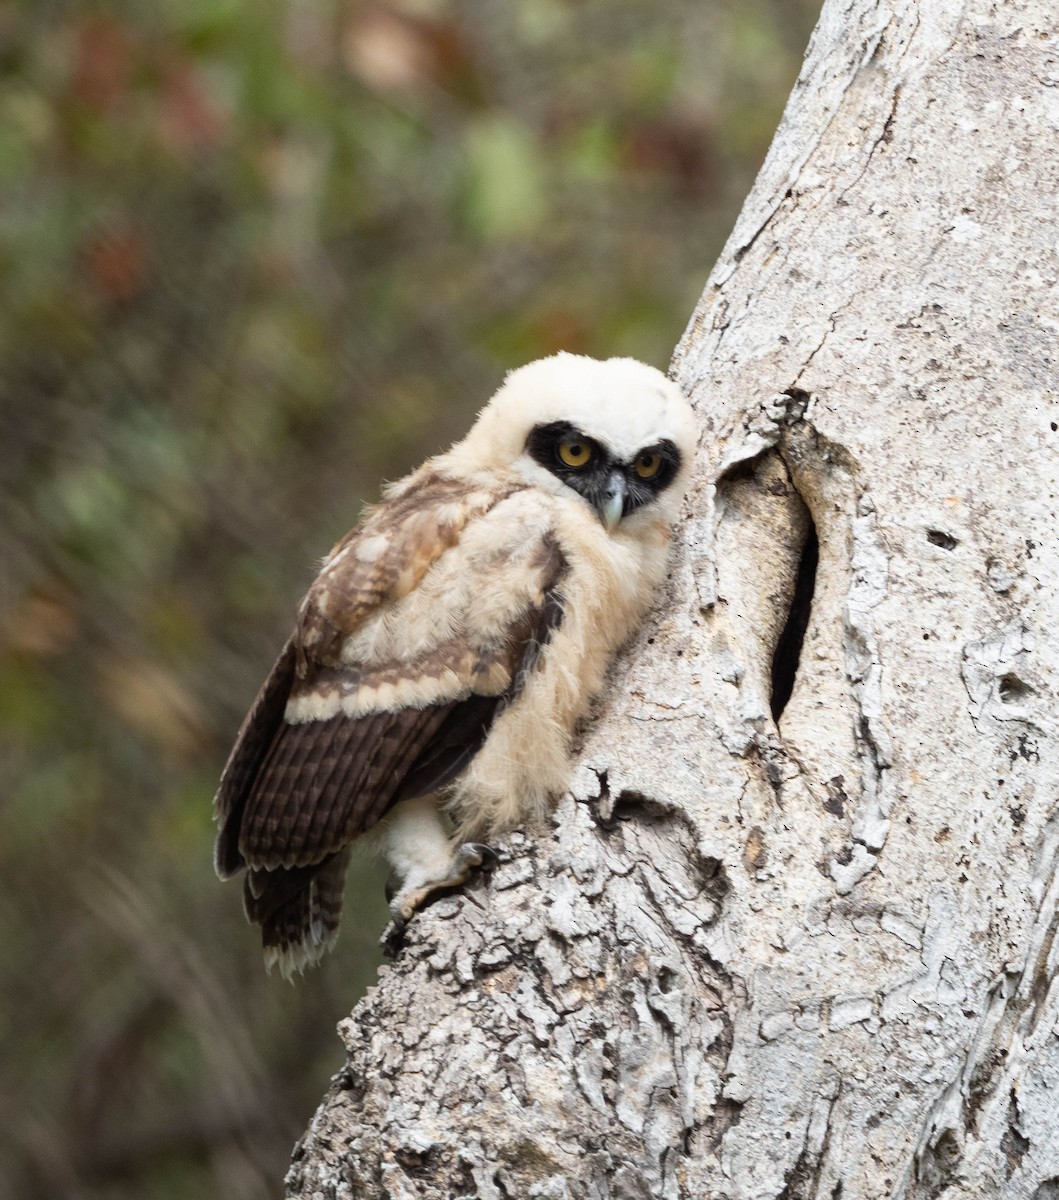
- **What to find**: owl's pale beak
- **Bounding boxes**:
[599,471,628,530]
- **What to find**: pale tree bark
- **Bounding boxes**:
[286,1,1059,1196]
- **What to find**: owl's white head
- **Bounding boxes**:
[444,353,697,530]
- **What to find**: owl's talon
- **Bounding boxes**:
[467,843,499,870]
[382,839,498,949]
[452,841,497,877]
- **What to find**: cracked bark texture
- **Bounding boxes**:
[286,2,1059,1197]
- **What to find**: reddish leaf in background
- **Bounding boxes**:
[623,115,720,198]
[342,8,482,105]
[3,580,82,660]
[532,307,591,356]
[83,220,150,305]
[70,15,136,113]
[157,58,228,157]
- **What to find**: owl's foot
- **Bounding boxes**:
[381,842,498,956]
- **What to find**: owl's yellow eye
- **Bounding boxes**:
[558,440,593,468]
[634,450,662,479]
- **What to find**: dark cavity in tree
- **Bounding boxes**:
[771,515,818,721]
[927,529,958,550]
[999,673,1034,704]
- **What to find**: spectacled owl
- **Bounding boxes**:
[214,353,697,975]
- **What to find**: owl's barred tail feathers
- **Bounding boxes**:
[243,849,351,978]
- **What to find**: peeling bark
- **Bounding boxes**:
[287,1,1059,1196]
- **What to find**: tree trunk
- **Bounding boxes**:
[286,1,1059,1196]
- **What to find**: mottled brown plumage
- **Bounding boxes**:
[293,472,510,671]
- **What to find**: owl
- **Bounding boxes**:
[214,353,696,974]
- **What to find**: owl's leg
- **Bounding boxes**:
[380,795,496,952]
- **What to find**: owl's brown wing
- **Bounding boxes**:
[213,472,566,878]
[228,604,558,873]
[213,636,297,880]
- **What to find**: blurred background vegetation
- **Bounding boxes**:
[0,0,820,1195]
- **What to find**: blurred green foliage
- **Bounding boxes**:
[0,0,819,1195]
